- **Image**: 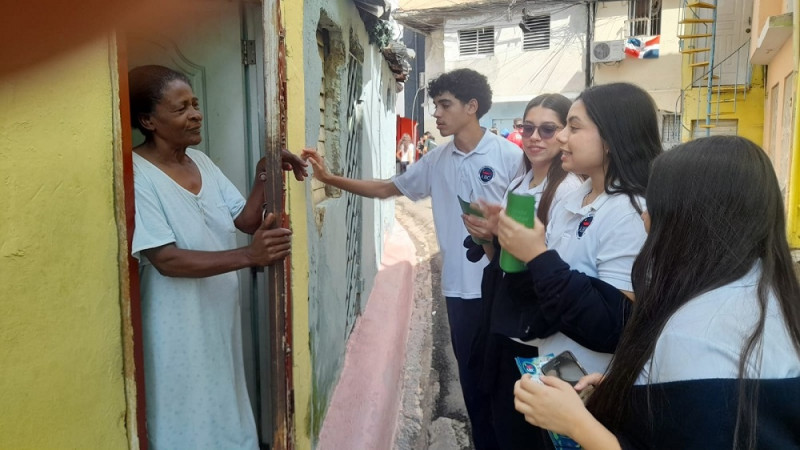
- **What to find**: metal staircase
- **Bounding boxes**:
[679,0,750,136]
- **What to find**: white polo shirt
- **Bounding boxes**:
[533,179,647,373]
[393,129,522,299]
[636,263,800,385]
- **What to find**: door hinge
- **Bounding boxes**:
[242,40,256,66]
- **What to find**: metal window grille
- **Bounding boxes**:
[343,54,365,337]
[459,27,494,56]
[523,15,550,50]
[661,113,681,150]
[628,0,662,36]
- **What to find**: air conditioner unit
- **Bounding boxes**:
[590,40,625,63]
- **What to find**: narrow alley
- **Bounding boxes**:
[393,196,473,450]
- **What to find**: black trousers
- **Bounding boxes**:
[445,297,499,450]
[488,337,551,450]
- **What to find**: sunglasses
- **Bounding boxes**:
[519,123,562,139]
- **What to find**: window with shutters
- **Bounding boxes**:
[458,27,494,56]
[522,15,550,51]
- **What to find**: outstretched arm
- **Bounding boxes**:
[302,148,401,199]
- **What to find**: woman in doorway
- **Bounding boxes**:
[513,136,800,449]
[129,65,306,449]
[463,93,583,449]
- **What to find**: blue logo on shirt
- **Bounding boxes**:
[577,214,594,238]
[479,166,494,183]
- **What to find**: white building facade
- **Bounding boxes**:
[397,1,590,139]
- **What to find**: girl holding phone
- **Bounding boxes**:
[496,82,662,373]
[470,84,662,448]
[513,136,800,449]
[464,93,582,449]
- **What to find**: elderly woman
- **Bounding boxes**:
[129,65,306,449]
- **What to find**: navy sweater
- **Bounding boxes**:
[479,243,631,354]
[614,377,800,449]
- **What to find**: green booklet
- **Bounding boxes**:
[457,195,490,245]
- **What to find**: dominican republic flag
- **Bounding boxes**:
[624,35,660,59]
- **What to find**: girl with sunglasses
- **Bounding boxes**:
[495,82,661,371]
[513,136,800,449]
[472,83,662,448]
[463,93,582,449]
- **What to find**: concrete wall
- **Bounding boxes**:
[422,28,446,142]
[593,0,683,112]
[751,0,785,58]
[751,0,797,233]
[763,41,794,194]
[420,3,588,143]
[300,0,397,445]
[402,28,428,140]
[0,39,129,448]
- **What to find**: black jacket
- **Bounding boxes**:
[616,377,800,449]
[477,239,632,353]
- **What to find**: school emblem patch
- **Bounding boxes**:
[577,215,594,238]
[478,166,494,183]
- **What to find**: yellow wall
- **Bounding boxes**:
[788,0,800,247]
[283,1,313,449]
[751,0,798,245]
[763,41,794,177]
[0,39,129,448]
[680,63,766,145]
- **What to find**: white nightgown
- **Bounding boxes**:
[131,149,257,450]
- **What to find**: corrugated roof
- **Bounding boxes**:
[397,0,509,12]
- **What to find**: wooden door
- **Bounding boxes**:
[124,1,280,447]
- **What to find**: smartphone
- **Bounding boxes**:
[540,351,588,386]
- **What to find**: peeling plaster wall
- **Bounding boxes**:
[300,1,397,445]
[0,39,128,448]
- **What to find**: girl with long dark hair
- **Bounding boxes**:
[496,82,662,375]
[514,136,800,449]
[464,93,582,449]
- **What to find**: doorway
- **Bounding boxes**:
[121,1,281,447]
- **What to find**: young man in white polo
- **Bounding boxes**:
[303,68,522,449]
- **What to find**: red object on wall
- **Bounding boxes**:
[396,115,417,146]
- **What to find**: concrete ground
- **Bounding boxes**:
[393,197,473,450]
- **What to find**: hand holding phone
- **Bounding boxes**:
[540,351,588,387]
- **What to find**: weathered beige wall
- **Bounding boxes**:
[0,38,128,448]
[593,0,683,111]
